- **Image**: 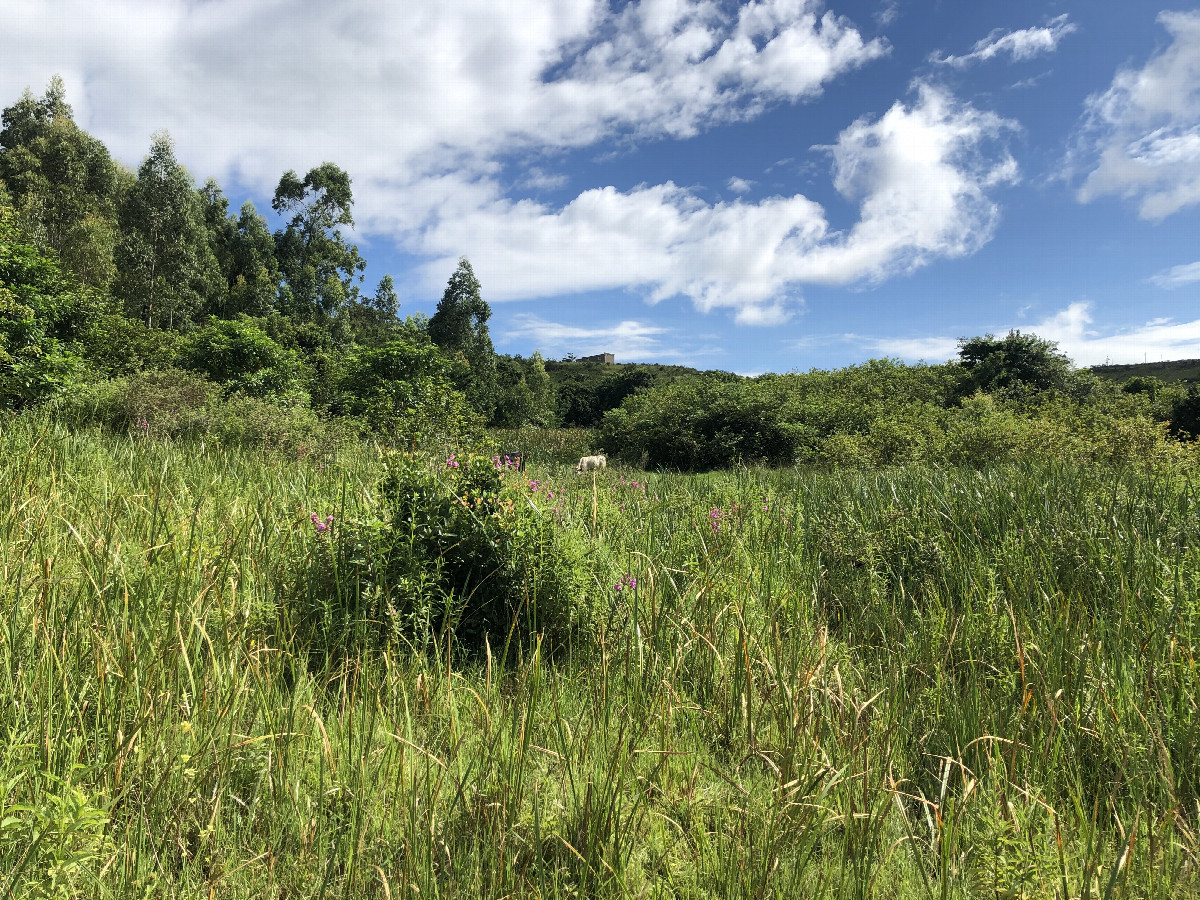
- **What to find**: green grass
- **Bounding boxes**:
[1,418,1198,898]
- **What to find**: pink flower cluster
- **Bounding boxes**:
[614,573,637,593]
[527,479,555,499]
[445,454,460,469]
[492,454,520,470]
[618,477,648,497]
[311,512,334,533]
[709,508,724,533]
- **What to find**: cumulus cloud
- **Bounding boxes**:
[866,302,1200,367]
[413,82,1018,323]
[727,176,755,193]
[0,0,886,186]
[1151,260,1200,288]
[932,14,1076,68]
[1072,11,1200,220]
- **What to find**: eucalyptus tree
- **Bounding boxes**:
[227,201,281,317]
[371,273,399,319]
[271,162,365,330]
[0,76,127,287]
[428,256,497,419]
[196,178,281,319]
[114,131,221,329]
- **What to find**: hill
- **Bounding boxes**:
[1091,357,1200,384]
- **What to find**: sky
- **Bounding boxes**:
[4,1,1200,374]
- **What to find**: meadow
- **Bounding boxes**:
[1,416,1199,899]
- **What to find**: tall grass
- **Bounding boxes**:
[1,417,1197,898]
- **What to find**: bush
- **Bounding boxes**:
[117,367,216,435]
[51,368,349,458]
[956,330,1072,395]
[181,316,302,398]
[326,453,592,655]
[599,375,801,471]
[0,204,93,408]
[338,337,484,449]
[1171,384,1200,440]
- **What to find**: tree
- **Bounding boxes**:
[428,257,497,419]
[0,77,127,288]
[525,351,556,425]
[226,201,281,317]
[493,351,557,427]
[197,178,234,308]
[272,163,365,327]
[956,331,1072,395]
[1171,384,1200,440]
[114,132,221,329]
[371,274,399,318]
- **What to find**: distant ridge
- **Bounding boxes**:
[1090,358,1200,384]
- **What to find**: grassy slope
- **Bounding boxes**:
[1091,358,1200,384]
[1,419,1198,898]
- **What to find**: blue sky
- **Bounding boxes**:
[5,1,1200,373]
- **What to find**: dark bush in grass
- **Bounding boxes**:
[321,452,593,656]
[1172,384,1200,439]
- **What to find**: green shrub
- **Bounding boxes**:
[325,452,592,655]
[338,337,483,449]
[181,316,302,398]
[956,330,1072,395]
[599,375,801,471]
[0,204,93,409]
[50,368,349,459]
[117,367,216,435]
[1172,384,1200,440]
[78,310,183,376]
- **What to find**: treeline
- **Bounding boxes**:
[599,332,1200,470]
[5,78,1200,467]
[0,78,556,440]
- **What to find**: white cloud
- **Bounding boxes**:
[414,82,1018,323]
[1151,260,1200,288]
[866,301,1200,368]
[0,0,886,188]
[932,14,1076,68]
[521,168,570,192]
[862,335,959,362]
[503,314,670,360]
[1072,11,1200,220]
[1035,302,1200,366]
[0,0,916,322]
[727,176,754,193]
[875,1,900,28]
[2,2,1015,326]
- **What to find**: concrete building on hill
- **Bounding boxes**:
[579,352,615,364]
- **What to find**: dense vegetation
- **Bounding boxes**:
[4,77,1200,898]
